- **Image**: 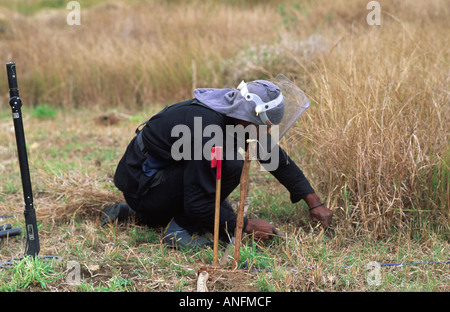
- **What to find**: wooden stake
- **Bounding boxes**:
[232,142,252,270]
[213,175,221,267]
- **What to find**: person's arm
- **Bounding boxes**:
[259,145,315,202]
[303,193,333,228]
[259,145,333,228]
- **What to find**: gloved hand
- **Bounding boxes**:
[101,202,135,226]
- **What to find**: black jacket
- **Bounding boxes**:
[114,99,314,233]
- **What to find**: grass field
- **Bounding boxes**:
[0,0,449,292]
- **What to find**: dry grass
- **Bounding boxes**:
[293,0,450,237]
[0,0,282,108]
[0,0,448,292]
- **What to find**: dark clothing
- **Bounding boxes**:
[114,99,314,238]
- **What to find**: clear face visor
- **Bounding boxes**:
[270,74,310,138]
[237,80,284,126]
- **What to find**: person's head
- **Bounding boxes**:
[193,79,285,126]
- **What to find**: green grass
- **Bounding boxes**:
[31,103,58,119]
[0,256,63,291]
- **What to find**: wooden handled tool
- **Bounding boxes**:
[211,146,222,267]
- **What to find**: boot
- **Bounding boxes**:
[101,202,136,226]
[162,218,213,249]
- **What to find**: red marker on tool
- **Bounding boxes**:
[211,146,222,179]
[211,146,222,267]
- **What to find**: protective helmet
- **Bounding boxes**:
[236,80,285,126]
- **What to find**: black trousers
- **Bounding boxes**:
[123,159,244,237]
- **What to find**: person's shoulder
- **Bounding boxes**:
[160,98,227,127]
[186,101,226,122]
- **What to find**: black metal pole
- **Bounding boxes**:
[6,62,40,257]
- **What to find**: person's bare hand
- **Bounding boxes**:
[244,219,283,241]
[309,204,333,229]
[303,193,333,229]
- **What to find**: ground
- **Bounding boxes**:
[0,108,448,292]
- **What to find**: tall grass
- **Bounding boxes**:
[0,0,282,108]
[292,1,450,238]
[0,0,448,239]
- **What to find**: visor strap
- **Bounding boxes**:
[237,80,281,125]
[254,92,283,114]
[259,111,273,126]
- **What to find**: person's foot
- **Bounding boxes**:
[163,219,212,249]
[101,202,136,226]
